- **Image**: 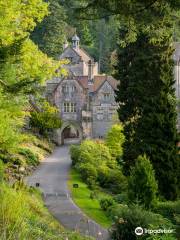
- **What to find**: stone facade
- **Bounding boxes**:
[46,35,118,144]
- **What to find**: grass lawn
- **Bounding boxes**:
[68,169,113,228]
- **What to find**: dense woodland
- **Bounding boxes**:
[0,0,180,239]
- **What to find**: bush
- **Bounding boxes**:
[79,140,114,168]
[128,154,158,208]
[153,200,180,237]
[113,193,128,204]
[100,197,115,211]
[18,148,39,166]
[98,168,127,194]
[30,101,62,136]
[153,200,180,223]
[105,124,125,161]
[70,145,80,166]
[78,162,98,187]
[110,204,175,240]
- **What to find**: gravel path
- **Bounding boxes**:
[25,146,110,240]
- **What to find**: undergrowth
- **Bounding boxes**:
[0,182,91,240]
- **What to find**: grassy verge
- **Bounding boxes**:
[68,169,112,228]
[0,182,90,240]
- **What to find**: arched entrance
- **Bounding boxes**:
[56,121,83,145]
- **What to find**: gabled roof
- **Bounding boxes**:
[59,46,93,63]
[76,75,118,93]
[74,47,94,62]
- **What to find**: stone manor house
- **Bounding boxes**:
[46,35,118,144]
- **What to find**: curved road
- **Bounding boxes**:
[26,146,110,240]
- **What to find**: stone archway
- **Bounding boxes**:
[55,121,83,145]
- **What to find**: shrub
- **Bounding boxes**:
[79,140,113,168]
[100,197,115,211]
[70,145,81,166]
[153,200,180,237]
[128,154,158,208]
[110,204,175,240]
[153,200,180,224]
[78,163,98,186]
[30,101,62,136]
[98,168,127,194]
[90,190,98,199]
[18,148,39,166]
[105,124,125,161]
[113,193,128,204]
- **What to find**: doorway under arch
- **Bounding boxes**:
[56,121,83,145]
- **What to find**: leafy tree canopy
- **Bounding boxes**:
[0,0,48,46]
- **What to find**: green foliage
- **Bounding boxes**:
[110,204,175,240]
[18,148,39,166]
[128,155,158,209]
[70,139,127,193]
[70,145,81,166]
[100,197,115,211]
[98,168,127,194]
[0,90,26,152]
[79,140,115,168]
[105,124,125,161]
[0,160,4,182]
[0,0,66,160]
[113,193,128,204]
[0,183,89,240]
[0,0,48,46]
[31,0,67,58]
[30,101,62,135]
[116,31,179,200]
[153,200,180,236]
[79,162,98,189]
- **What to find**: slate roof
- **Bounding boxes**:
[77,75,118,93]
[74,48,94,62]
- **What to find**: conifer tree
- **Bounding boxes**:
[115,31,179,200]
[128,155,158,209]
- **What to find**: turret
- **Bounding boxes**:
[72,34,80,50]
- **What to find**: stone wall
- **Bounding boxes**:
[91,81,118,138]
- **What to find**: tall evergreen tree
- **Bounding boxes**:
[31,0,67,58]
[115,30,179,200]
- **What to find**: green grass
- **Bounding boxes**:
[68,169,113,228]
[0,182,90,240]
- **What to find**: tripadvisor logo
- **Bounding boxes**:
[135,227,144,236]
[135,227,174,236]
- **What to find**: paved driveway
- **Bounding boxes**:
[26,146,110,240]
